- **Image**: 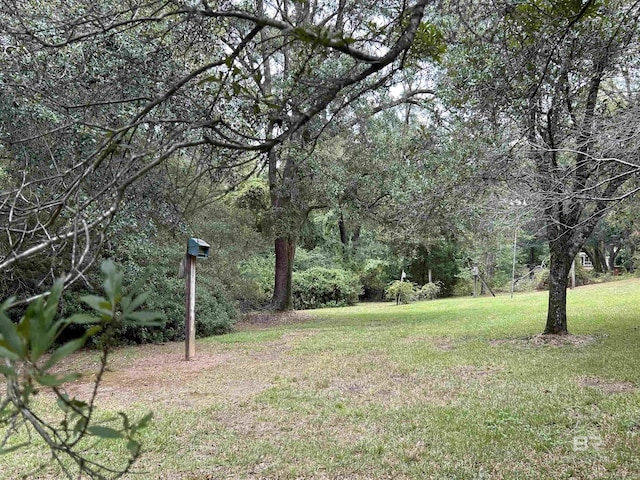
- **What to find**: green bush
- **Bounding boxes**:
[384,280,442,303]
[61,262,237,345]
[238,254,274,307]
[452,268,474,296]
[384,280,416,304]
[292,267,362,309]
[119,270,236,344]
[359,259,394,301]
[415,281,442,301]
[115,239,238,342]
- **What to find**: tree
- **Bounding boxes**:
[251,0,441,310]
[444,0,640,333]
[0,0,433,310]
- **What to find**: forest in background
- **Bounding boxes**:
[1,0,640,344]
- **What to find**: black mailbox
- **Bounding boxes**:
[187,238,210,258]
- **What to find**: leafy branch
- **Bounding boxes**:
[0,260,164,479]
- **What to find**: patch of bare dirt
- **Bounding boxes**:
[490,334,597,348]
[433,338,455,351]
[55,329,321,410]
[578,377,637,394]
[60,342,274,409]
[237,310,314,329]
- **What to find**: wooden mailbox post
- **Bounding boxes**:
[185,237,210,361]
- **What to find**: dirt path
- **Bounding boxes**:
[59,326,316,410]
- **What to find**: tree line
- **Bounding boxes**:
[1,0,639,333]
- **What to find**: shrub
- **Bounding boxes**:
[292,267,362,309]
[116,240,238,342]
[359,259,394,301]
[384,280,442,304]
[61,261,237,345]
[238,254,274,307]
[452,269,474,296]
[415,281,443,301]
[384,280,416,304]
[117,271,237,344]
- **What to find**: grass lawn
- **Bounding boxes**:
[3,279,640,479]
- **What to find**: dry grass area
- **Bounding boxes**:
[61,331,313,410]
[237,311,314,329]
[4,280,640,479]
[489,333,598,348]
[578,377,637,395]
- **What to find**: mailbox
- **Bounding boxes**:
[187,238,210,258]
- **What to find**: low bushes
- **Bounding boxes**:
[384,280,416,304]
[384,280,442,304]
[61,257,237,346]
[292,267,362,309]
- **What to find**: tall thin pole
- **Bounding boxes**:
[185,254,196,360]
[510,212,519,299]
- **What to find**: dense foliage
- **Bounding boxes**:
[384,280,442,304]
[0,0,638,339]
[292,267,362,309]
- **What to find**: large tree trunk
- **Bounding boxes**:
[544,246,571,335]
[481,251,495,295]
[272,235,296,311]
[338,215,348,245]
[583,245,606,273]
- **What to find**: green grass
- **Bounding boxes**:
[3,280,640,479]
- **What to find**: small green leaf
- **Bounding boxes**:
[35,372,81,387]
[123,311,165,326]
[85,325,103,337]
[68,313,101,324]
[43,280,64,322]
[0,311,24,357]
[87,425,124,439]
[101,260,123,304]
[81,295,113,317]
[124,291,149,314]
[42,337,86,372]
[0,296,16,311]
[0,345,20,361]
[0,364,16,378]
[25,308,54,362]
